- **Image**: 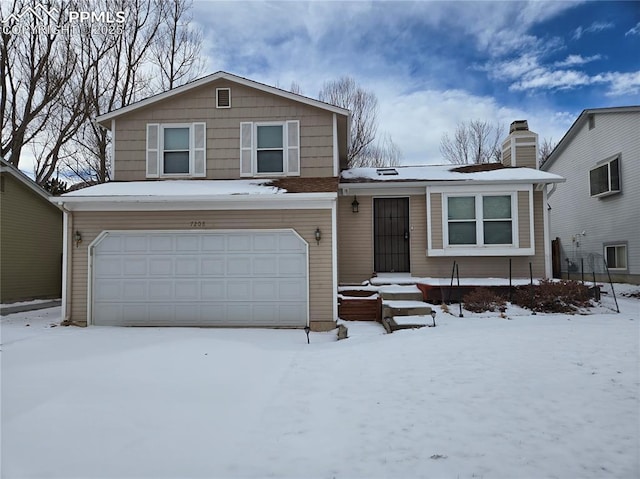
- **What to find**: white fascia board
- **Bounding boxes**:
[54,193,337,211]
[339,178,565,193]
[96,71,349,125]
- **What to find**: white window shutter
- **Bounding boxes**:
[240,122,253,177]
[286,120,300,176]
[192,122,206,177]
[146,123,159,178]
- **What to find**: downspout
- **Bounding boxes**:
[60,204,73,324]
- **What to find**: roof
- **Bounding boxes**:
[0,157,53,202]
[340,164,565,185]
[541,105,640,171]
[96,71,350,127]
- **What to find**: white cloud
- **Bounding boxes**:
[625,22,640,36]
[572,21,614,40]
[554,54,602,67]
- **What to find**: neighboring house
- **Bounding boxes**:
[1,158,63,303]
[541,106,640,284]
[52,72,563,331]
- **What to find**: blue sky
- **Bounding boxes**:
[193,0,640,164]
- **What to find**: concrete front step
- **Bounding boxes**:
[378,285,424,302]
[382,300,432,319]
[382,314,434,333]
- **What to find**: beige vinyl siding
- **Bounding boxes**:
[514,143,537,169]
[338,190,547,284]
[0,174,62,302]
[114,81,335,181]
[337,195,373,283]
[429,193,443,249]
[68,209,334,328]
[518,191,531,249]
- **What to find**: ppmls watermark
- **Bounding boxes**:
[1,3,126,35]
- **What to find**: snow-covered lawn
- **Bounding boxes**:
[2,289,639,478]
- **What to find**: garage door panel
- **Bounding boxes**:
[149,280,172,299]
[124,258,147,276]
[93,230,308,327]
[227,234,251,252]
[176,257,199,275]
[201,280,226,300]
[124,235,147,252]
[175,281,199,300]
[227,257,251,275]
[201,258,224,275]
[279,256,306,276]
[122,280,147,300]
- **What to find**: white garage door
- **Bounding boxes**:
[91,230,308,327]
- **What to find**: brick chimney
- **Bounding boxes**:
[501,120,539,169]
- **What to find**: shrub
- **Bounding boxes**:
[513,279,592,313]
[463,287,506,313]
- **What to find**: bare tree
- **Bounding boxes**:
[440,120,503,165]
[0,0,76,168]
[359,133,402,167]
[538,137,556,167]
[151,0,204,91]
[319,76,379,167]
[289,81,302,95]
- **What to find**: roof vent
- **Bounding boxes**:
[509,120,529,133]
[376,168,398,176]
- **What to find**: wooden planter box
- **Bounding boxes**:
[338,296,382,322]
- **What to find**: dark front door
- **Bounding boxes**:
[374,197,410,273]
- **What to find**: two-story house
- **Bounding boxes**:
[541,106,640,284]
[53,72,564,331]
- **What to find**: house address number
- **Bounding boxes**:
[190,221,206,228]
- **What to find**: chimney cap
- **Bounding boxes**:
[509,120,529,133]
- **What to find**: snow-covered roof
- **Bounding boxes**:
[340,164,564,184]
[59,179,285,197]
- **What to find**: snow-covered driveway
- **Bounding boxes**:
[2,294,639,478]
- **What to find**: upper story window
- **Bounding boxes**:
[256,124,284,173]
[240,120,300,177]
[146,123,206,178]
[163,126,190,174]
[446,194,513,246]
[589,154,620,198]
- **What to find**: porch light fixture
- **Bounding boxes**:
[351,196,359,213]
[314,227,322,245]
[74,231,82,247]
[430,310,437,327]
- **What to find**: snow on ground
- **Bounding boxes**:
[1,289,639,479]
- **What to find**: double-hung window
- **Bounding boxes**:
[256,124,285,173]
[146,122,206,178]
[162,126,190,174]
[240,120,300,177]
[446,194,514,246]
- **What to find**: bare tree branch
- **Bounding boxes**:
[538,137,556,167]
[440,119,504,165]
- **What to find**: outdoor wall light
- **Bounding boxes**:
[430,310,437,327]
[314,227,322,245]
[74,231,82,247]
[351,196,359,213]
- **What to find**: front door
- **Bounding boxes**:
[374,197,410,273]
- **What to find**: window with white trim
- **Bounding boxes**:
[239,120,300,177]
[146,122,206,178]
[605,244,627,270]
[256,123,284,173]
[446,194,514,246]
[589,155,620,197]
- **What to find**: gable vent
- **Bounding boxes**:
[216,88,231,108]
